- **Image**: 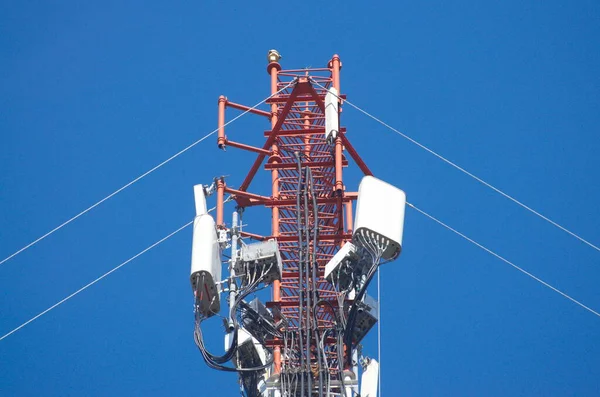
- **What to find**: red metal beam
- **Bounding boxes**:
[215,55,356,378]
[238,80,331,192]
[263,127,346,137]
[225,140,272,156]
[224,186,271,207]
[267,233,352,242]
[282,271,325,278]
[264,337,339,347]
[240,231,267,241]
[238,82,304,191]
[232,194,358,208]
[264,160,348,170]
[226,101,272,119]
[266,94,347,104]
[340,133,373,176]
[304,81,326,112]
[266,299,347,309]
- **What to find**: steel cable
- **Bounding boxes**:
[310,79,600,255]
[407,201,600,318]
[0,81,295,267]
[0,220,193,342]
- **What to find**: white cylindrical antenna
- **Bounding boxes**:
[193,184,208,216]
[190,214,221,318]
[325,87,339,143]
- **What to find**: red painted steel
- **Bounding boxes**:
[215,54,372,385]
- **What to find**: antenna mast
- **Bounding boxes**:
[190,51,406,397]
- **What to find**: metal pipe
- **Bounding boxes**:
[268,59,283,375]
[334,136,344,194]
[225,140,272,156]
[216,178,225,226]
[330,54,341,93]
[345,201,353,233]
[218,96,226,149]
[329,54,344,195]
[225,101,272,118]
[304,105,311,158]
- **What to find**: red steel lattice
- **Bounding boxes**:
[215,54,372,383]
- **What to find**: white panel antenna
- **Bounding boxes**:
[190,214,222,318]
[353,176,406,260]
[325,87,339,143]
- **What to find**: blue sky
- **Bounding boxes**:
[1,1,600,396]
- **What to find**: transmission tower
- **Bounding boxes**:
[190,51,406,397]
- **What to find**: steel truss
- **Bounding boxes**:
[215,54,372,396]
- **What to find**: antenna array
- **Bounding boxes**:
[190,52,406,397]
